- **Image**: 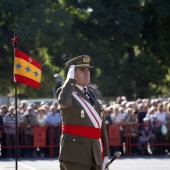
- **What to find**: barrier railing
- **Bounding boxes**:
[107,123,170,155]
[0,125,61,158]
[0,123,170,157]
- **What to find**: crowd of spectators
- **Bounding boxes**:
[0,100,62,158]
[103,96,170,156]
[0,96,170,158]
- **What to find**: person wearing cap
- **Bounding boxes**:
[56,55,110,170]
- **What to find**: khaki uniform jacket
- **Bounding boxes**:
[56,79,110,166]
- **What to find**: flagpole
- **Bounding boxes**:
[12,33,18,170]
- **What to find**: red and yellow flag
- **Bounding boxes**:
[14,49,42,89]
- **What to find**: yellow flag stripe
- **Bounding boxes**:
[14,57,42,82]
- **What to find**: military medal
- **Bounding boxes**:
[81,109,85,118]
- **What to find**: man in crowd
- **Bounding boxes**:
[0,105,8,157]
[56,55,110,170]
[4,106,21,157]
[21,106,38,157]
[46,104,62,157]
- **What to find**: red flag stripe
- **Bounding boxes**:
[14,74,40,89]
[15,49,42,70]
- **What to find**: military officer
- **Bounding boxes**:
[56,55,110,170]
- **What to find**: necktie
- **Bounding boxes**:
[82,88,94,105]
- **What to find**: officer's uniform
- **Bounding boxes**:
[56,55,110,170]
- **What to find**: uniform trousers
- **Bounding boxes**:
[60,161,102,170]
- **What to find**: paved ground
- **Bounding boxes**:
[0,155,170,170]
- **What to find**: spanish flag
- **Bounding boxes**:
[14,49,42,89]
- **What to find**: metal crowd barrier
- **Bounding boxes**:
[0,125,61,158]
[0,123,170,157]
[107,123,170,155]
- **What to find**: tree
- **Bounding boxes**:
[0,0,72,98]
[0,0,170,100]
[61,0,170,99]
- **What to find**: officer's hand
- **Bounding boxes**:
[103,156,109,170]
[67,65,75,80]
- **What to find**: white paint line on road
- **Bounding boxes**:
[18,162,38,170]
[8,158,38,170]
[113,164,170,168]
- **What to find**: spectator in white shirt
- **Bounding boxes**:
[111,104,124,154]
[155,103,167,154]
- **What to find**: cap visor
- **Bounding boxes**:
[75,64,94,68]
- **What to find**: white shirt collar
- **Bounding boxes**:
[76,85,87,91]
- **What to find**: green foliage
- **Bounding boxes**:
[0,0,170,100]
[0,0,72,97]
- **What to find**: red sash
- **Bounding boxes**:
[62,124,101,139]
